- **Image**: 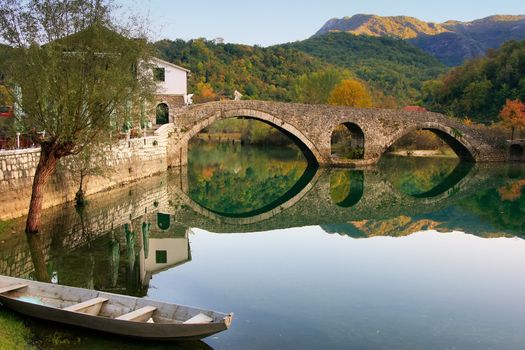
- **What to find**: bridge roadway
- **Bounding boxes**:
[167,101,506,167]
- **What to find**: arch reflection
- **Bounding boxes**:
[329,170,364,207]
[188,137,318,218]
[379,156,473,199]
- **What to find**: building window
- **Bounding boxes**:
[156,250,167,264]
[153,67,165,82]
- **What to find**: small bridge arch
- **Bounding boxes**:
[381,122,477,162]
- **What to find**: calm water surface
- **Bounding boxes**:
[1,141,525,349]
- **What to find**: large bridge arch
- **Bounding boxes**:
[177,108,323,165]
[381,122,478,162]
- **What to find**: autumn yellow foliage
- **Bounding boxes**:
[500,99,525,139]
[195,82,217,103]
[500,99,525,127]
[328,79,373,108]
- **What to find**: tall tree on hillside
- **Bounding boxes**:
[0,0,154,233]
[328,79,373,108]
[500,99,525,140]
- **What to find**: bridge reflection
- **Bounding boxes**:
[174,157,481,227]
[0,162,522,294]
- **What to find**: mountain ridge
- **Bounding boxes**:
[315,14,525,65]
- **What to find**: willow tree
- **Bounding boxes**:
[0,0,154,233]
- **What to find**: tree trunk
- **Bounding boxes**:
[25,145,59,234]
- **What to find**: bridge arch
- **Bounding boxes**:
[331,122,365,160]
[181,108,323,165]
[382,123,477,162]
[509,144,524,161]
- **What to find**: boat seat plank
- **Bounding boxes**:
[0,283,28,294]
[116,306,157,322]
[183,313,214,324]
[63,297,108,314]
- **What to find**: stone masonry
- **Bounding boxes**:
[0,124,173,220]
[167,100,507,167]
[0,100,509,220]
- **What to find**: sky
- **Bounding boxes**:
[116,0,525,46]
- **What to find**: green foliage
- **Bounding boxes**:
[0,310,34,350]
[154,38,327,101]
[202,118,293,146]
[188,142,308,215]
[284,32,446,104]
[154,33,445,105]
[387,130,450,151]
[459,176,525,235]
[379,156,460,196]
[422,39,525,122]
[330,124,365,159]
[292,68,351,104]
[5,25,154,151]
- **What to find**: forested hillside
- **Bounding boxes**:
[281,32,446,104]
[422,39,525,122]
[154,38,331,102]
[155,34,445,105]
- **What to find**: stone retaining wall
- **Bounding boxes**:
[0,125,173,220]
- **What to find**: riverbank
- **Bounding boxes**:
[0,125,173,221]
[387,149,458,158]
[0,310,34,349]
[0,308,208,349]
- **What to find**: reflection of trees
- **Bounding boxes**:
[379,156,462,196]
[142,222,150,259]
[188,143,312,216]
[26,233,50,282]
[460,179,525,235]
[330,171,364,207]
[410,162,473,198]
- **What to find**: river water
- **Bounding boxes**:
[1,141,525,349]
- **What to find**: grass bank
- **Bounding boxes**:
[0,309,34,350]
[0,308,211,349]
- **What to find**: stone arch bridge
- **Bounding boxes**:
[168,100,506,167]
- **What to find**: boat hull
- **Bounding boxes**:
[0,276,232,340]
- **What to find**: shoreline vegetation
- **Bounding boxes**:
[0,310,33,350]
[0,308,209,349]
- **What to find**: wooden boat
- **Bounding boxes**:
[0,275,233,340]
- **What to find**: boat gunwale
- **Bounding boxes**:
[0,275,231,327]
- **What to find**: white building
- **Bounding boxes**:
[150,57,191,125]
